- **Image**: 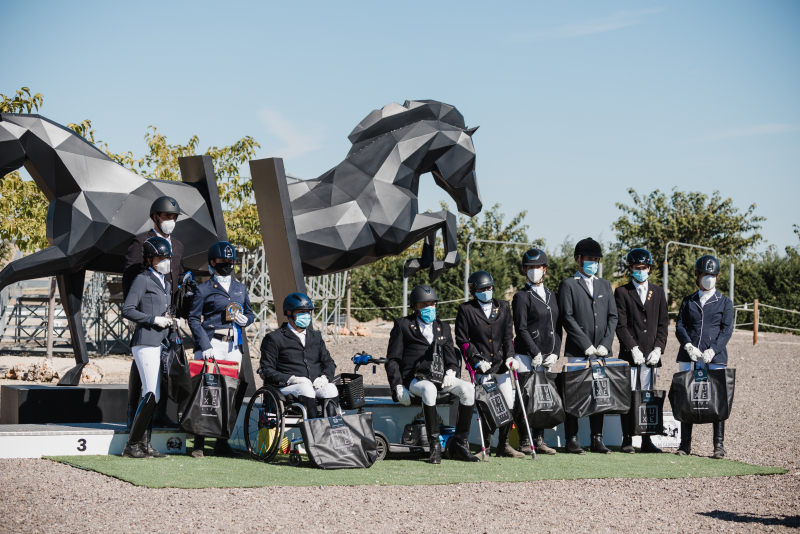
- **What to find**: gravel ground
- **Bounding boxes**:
[1,329,798,533]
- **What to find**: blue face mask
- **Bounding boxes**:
[419,306,436,324]
[632,269,649,283]
[294,312,311,329]
[583,261,599,276]
[475,290,493,303]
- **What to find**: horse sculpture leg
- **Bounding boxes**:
[56,270,89,386]
[402,210,460,281]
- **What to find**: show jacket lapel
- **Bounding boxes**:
[574,274,594,300]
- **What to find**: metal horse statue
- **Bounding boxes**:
[287,99,482,280]
[0,113,227,384]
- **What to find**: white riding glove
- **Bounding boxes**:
[631,346,645,365]
[396,385,411,406]
[685,343,701,362]
[584,345,597,356]
[505,357,519,371]
[288,376,312,386]
[531,353,543,368]
[646,347,662,366]
[701,348,715,364]
[442,369,457,388]
[313,376,329,390]
[233,312,249,326]
[543,354,558,368]
[201,348,215,360]
[476,360,492,373]
[153,316,172,328]
[595,345,609,357]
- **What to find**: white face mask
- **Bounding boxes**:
[700,275,716,291]
[155,259,171,274]
[527,268,544,284]
[158,218,176,235]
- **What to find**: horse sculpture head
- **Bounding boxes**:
[347,99,482,216]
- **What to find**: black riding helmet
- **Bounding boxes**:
[574,237,603,258]
[283,292,315,313]
[142,236,172,259]
[626,248,653,267]
[522,247,548,267]
[208,241,238,262]
[409,284,439,305]
[468,271,494,293]
[694,255,721,275]
[150,196,180,217]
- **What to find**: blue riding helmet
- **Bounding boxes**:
[208,241,237,262]
[283,292,315,313]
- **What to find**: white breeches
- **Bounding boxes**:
[280,382,339,399]
[631,366,658,391]
[194,338,242,368]
[478,373,516,410]
[678,362,726,372]
[410,377,475,407]
[132,345,162,402]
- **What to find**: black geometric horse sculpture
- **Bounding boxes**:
[0,113,227,384]
[287,99,482,280]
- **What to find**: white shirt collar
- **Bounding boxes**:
[698,288,716,306]
[478,299,493,318]
[149,268,166,289]
[153,227,172,243]
[575,270,595,282]
[416,317,434,344]
[214,274,232,292]
[288,321,306,346]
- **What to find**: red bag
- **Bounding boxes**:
[189,358,239,379]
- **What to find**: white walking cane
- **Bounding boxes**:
[510,370,537,460]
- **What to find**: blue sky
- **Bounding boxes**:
[4,1,799,252]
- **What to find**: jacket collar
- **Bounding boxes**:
[470,297,499,320]
[691,288,721,307]
[145,269,169,295]
[280,322,314,344]
[573,274,594,300]
[525,283,550,305]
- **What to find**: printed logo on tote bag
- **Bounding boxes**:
[592,378,610,400]
[536,384,556,411]
[639,405,659,425]
[329,416,355,452]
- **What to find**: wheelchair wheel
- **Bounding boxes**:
[374,433,389,462]
[288,452,302,467]
[244,387,285,462]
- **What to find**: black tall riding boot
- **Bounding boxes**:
[564,414,585,454]
[497,423,525,458]
[712,422,726,459]
[451,403,480,462]
[589,414,610,454]
[152,379,179,429]
[423,404,441,464]
[192,436,205,458]
[620,412,635,453]
[324,398,340,417]
[123,393,157,458]
[676,422,692,456]
[126,362,142,430]
[299,395,320,420]
[141,420,168,458]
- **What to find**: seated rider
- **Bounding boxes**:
[258,292,340,419]
[385,284,479,464]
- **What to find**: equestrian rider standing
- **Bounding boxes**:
[386,285,480,464]
[187,241,255,458]
[675,255,734,459]
[455,271,522,458]
[511,248,561,455]
[558,238,618,455]
[614,248,669,453]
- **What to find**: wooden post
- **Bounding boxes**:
[46,276,56,361]
[345,270,351,331]
[753,299,759,345]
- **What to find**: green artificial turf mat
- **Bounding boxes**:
[47,446,786,489]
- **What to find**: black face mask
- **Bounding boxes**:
[213,263,234,276]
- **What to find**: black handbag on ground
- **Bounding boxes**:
[668,362,736,424]
[179,359,240,439]
[629,364,665,436]
[299,413,378,469]
[559,357,631,418]
[162,328,191,405]
[523,370,566,429]
[475,377,513,432]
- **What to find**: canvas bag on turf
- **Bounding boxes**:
[299,413,378,469]
[559,357,631,418]
[668,362,736,424]
[475,377,513,433]
[523,370,566,429]
[179,359,240,439]
[629,364,666,436]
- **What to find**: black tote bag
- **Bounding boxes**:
[629,365,666,436]
[668,363,736,424]
[475,378,513,433]
[299,413,378,469]
[523,371,566,429]
[559,357,631,418]
[179,360,240,439]
[162,330,191,404]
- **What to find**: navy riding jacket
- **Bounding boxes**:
[675,289,734,365]
[188,277,255,352]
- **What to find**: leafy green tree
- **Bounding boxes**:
[613,188,765,308]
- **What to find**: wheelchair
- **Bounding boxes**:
[243,385,343,466]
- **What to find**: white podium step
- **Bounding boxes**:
[0,423,187,458]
